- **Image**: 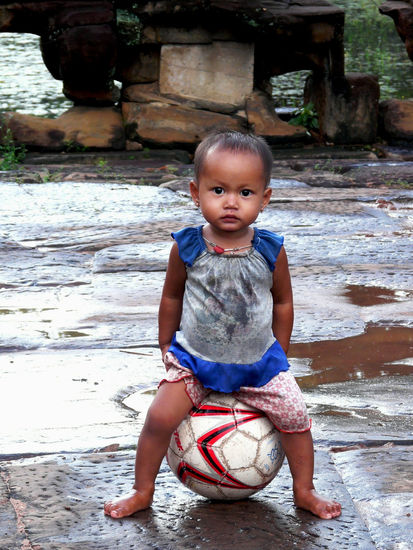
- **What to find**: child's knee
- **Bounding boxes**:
[145,403,182,435]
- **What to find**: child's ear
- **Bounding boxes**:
[189,180,200,206]
[261,187,272,211]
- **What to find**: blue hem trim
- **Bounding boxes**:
[168,335,289,393]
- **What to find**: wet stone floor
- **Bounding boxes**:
[0,157,412,549]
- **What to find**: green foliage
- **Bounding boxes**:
[384,178,412,189]
[314,159,344,174]
[273,1,412,106]
[95,157,110,174]
[63,140,88,153]
[0,127,26,170]
[332,0,413,99]
[289,102,319,131]
[116,9,142,47]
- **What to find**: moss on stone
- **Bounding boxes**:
[116,9,142,47]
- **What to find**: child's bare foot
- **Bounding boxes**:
[104,488,154,518]
[294,487,341,519]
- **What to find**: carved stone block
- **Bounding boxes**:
[159,42,254,109]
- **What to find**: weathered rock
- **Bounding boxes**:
[246,91,308,143]
[116,46,160,84]
[380,1,413,61]
[0,0,353,149]
[305,73,380,144]
[141,25,214,44]
[379,99,413,143]
[0,2,117,105]
[159,42,254,110]
[122,83,240,115]
[43,23,118,105]
[122,83,174,104]
[3,107,125,150]
[125,140,143,151]
[122,101,246,147]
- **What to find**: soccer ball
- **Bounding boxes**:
[167,392,285,500]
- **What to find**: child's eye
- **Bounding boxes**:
[240,189,252,197]
[213,187,224,195]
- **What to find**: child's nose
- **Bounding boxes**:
[224,193,238,208]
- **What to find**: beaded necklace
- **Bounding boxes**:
[203,236,253,255]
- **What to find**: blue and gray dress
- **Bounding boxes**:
[167,225,290,393]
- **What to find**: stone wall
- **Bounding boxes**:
[0,1,411,149]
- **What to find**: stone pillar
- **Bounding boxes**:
[305,73,380,144]
[39,2,118,105]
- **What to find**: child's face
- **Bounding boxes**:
[190,148,272,235]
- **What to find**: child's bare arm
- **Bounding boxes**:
[271,246,294,354]
[158,242,187,358]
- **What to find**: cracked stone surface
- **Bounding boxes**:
[0,153,412,548]
[1,451,375,550]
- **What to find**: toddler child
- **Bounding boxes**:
[104,130,341,520]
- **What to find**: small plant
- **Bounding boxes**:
[63,140,88,153]
[96,157,108,169]
[384,178,411,189]
[0,127,26,170]
[161,164,178,174]
[314,159,344,175]
[289,102,319,131]
[95,157,110,175]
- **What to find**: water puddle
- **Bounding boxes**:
[344,284,406,307]
[348,161,413,168]
[290,325,413,388]
[58,330,90,339]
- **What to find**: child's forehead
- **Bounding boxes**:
[198,148,267,187]
[205,146,258,160]
[202,147,264,169]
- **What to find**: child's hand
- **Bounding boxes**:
[160,344,171,362]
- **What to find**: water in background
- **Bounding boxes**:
[0,33,72,117]
[0,0,412,117]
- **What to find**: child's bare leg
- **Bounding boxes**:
[280,430,341,519]
[104,380,193,518]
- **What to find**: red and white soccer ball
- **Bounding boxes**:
[167,392,285,500]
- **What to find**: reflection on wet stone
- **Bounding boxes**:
[93,242,170,273]
[0,171,412,548]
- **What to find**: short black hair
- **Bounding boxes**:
[194,130,273,187]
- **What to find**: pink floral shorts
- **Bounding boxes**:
[160,352,311,434]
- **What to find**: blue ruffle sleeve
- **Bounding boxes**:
[171,226,206,267]
[253,229,284,272]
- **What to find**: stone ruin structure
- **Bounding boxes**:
[379,1,413,144]
[0,0,412,150]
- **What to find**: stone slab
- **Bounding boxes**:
[4,107,125,151]
[0,349,162,457]
[333,445,413,549]
[122,101,246,146]
[0,450,375,550]
[246,90,308,142]
[92,242,170,273]
[159,42,254,108]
